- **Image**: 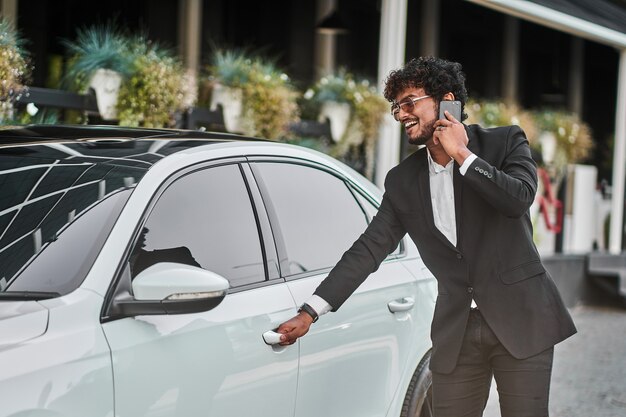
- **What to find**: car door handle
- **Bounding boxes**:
[262,330,283,345]
[388,297,415,313]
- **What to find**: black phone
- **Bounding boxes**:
[439,100,462,121]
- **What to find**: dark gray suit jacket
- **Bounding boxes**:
[315,124,577,374]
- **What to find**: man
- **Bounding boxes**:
[277,56,576,417]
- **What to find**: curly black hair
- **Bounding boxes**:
[383,56,469,121]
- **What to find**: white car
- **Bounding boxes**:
[0,125,436,417]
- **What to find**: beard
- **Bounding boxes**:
[407,117,437,146]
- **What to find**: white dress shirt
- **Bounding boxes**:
[306,152,478,317]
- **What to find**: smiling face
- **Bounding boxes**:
[393,88,439,146]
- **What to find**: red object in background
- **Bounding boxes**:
[536,167,563,233]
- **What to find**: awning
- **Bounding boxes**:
[466,0,626,48]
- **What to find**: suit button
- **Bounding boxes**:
[474,166,480,171]
[456,253,463,259]
[467,287,474,294]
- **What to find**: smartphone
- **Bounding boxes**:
[439,100,462,121]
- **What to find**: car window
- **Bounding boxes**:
[351,188,403,257]
[130,164,265,288]
[0,145,148,296]
[252,162,368,276]
[6,189,132,295]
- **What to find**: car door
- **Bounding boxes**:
[101,162,298,417]
[250,160,422,417]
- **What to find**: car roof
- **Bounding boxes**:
[0,124,261,147]
[0,124,381,197]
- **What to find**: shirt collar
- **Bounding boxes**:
[426,149,454,174]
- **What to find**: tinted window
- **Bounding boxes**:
[7,190,132,294]
[0,145,149,295]
[130,164,264,287]
[253,163,368,275]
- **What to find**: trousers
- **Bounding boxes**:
[431,309,554,417]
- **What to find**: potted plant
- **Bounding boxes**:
[116,37,195,128]
[64,25,194,127]
[206,49,250,132]
[205,49,299,139]
[304,69,353,142]
[63,23,134,120]
[240,59,300,140]
[0,18,31,122]
[302,70,387,180]
[532,108,593,173]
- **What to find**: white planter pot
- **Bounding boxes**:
[318,101,351,142]
[210,83,243,133]
[89,68,122,120]
[538,131,557,165]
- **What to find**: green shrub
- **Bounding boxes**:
[0,18,30,121]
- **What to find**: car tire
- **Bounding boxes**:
[400,350,433,417]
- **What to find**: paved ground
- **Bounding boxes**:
[484,302,626,417]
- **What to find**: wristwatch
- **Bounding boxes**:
[298,303,319,323]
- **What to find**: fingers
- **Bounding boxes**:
[276,314,312,346]
[434,112,459,129]
[443,109,460,123]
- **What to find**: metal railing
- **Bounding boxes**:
[13,86,334,140]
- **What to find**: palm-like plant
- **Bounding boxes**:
[62,23,133,91]
[209,48,253,88]
[205,48,299,139]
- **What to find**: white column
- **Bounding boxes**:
[502,16,520,104]
[0,0,18,25]
[609,49,626,254]
[375,0,408,189]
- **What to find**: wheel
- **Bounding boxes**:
[400,350,433,417]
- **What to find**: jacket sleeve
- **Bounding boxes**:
[463,125,538,218]
[313,185,406,311]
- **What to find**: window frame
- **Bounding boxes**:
[102,157,281,322]
[247,156,406,282]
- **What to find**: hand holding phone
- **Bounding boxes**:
[439,100,462,121]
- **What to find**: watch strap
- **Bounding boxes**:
[298,302,319,323]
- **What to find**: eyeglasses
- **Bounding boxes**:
[391,95,431,121]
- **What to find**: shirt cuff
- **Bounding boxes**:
[459,153,478,176]
[305,295,332,316]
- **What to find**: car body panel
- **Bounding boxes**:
[0,301,49,347]
[287,258,433,417]
[101,283,299,417]
[1,289,113,417]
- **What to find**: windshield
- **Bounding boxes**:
[0,142,150,297]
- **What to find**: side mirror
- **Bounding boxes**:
[110,262,229,318]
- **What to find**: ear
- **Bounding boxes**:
[442,92,455,101]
